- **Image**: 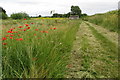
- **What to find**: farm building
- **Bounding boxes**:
[69,15,79,19]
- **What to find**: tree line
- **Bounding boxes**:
[0,6,87,19]
[52,6,87,18]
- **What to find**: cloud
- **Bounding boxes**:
[0,0,118,16]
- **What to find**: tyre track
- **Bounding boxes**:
[65,21,118,78]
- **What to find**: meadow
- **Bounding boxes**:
[2,18,81,78]
[1,10,119,78]
[84,10,118,32]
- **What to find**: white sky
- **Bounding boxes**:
[0,0,119,16]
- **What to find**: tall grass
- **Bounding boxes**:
[85,10,118,32]
[2,19,81,78]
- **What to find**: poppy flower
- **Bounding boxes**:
[2,43,7,45]
[27,27,30,29]
[9,28,14,31]
[53,28,56,30]
[34,34,36,36]
[18,34,20,36]
[18,26,23,28]
[2,37,7,41]
[35,29,39,31]
[6,35,9,37]
[16,38,23,41]
[9,37,13,39]
[24,19,26,20]
[25,24,29,26]
[24,29,27,31]
[7,31,13,33]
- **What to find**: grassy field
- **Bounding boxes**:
[84,10,118,32]
[2,18,81,78]
[1,10,118,78]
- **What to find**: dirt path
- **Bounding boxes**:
[65,21,118,78]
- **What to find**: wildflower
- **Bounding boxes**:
[24,19,26,20]
[16,38,23,41]
[53,28,56,30]
[7,31,13,33]
[24,29,27,31]
[9,37,13,39]
[9,28,14,31]
[18,26,23,28]
[2,37,7,41]
[34,34,36,36]
[2,43,7,45]
[42,31,48,33]
[27,27,30,29]
[25,24,29,26]
[35,29,39,31]
[18,34,20,36]
[6,35,9,37]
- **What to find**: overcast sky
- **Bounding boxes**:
[0,0,119,16]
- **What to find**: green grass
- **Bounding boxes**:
[85,10,118,32]
[2,18,81,78]
[86,23,118,78]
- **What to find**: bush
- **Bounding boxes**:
[0,12,8,19]
[11,12,29,19]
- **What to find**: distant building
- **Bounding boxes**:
[69,15,79,19]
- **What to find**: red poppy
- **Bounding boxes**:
[9,28,14,31]
[2,43,7,45]
[6,35,9,37]
[25,24,29,26]
[24,29,27,31]
[16,38,23,41]
[18,34,20,36]
[24,19,26,20]
[27,27,30,29]
[18,26,23,28]
[35,29,39,31]
[34,34,36,36]
[44,31,48,33]
[53,28,56,30]
[7,31,13,33]
[2,37,7,40]
[9,37,13,39]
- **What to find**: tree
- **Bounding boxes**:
[38,15,41,17]
[0,7,8,19]
[71,5,82,17]
[11,12,29,19]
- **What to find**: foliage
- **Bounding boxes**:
[0,12,8,19]
[2,19,81,78]
[71,6,82,17]
[0,7,8,19]
[11,12,29,19]
[85,10,118,32]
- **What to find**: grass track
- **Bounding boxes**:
[66,21,118,78]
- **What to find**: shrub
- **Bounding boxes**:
[11,12,29,19]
